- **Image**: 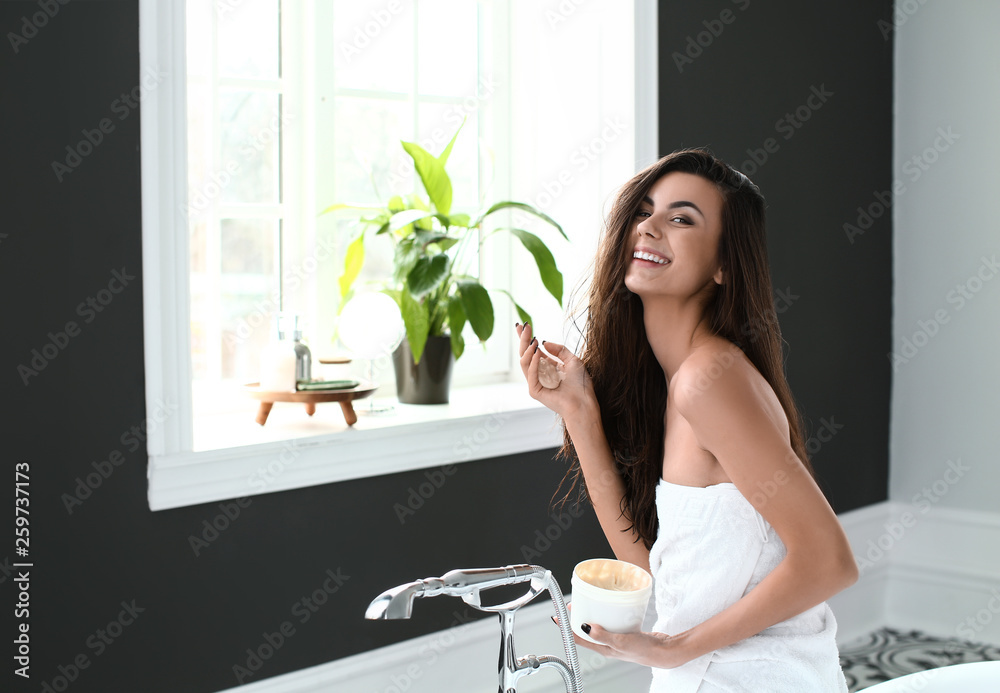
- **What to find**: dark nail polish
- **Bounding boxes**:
[542,340,547,345]
[581,623,591,634]
[550,615,558,624]
[515,322,520,328]
[530,337,536,345]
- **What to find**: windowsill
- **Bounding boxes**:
[147,380,565,511]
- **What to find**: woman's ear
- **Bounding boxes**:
[713,265,725,285]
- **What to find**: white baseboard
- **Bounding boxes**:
[832,500,1000,645]
[884,501,1000,643]
[217,501,1000,693]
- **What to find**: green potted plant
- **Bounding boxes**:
[322,121,567,404]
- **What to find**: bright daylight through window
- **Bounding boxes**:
[185,0,506,438]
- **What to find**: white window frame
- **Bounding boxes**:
[140,0,657,511]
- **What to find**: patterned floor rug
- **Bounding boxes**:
[839,627,1000,691]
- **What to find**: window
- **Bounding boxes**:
[186,0,509,432]
[141,0,656,510]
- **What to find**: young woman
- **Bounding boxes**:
[514,149,858,692]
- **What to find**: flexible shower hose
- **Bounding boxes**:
[540,568,585,693]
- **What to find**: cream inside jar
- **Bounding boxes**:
[574,558,651,591]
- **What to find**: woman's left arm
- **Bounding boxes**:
[575,352,859,669]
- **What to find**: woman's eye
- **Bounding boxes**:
[670,216,692,225]
[635,210,651,219]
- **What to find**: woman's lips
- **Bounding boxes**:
[632,256,670,267]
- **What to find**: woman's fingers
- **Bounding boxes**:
[516,322,532,358]
[516,324,539,364]
[537,340,575,367]
[516,323,539,383]
[572,629,616,656]
[539,339,565,356]
[526,336,540,387]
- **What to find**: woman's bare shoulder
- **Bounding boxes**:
[672,338,754,394]
[672,338,787,435]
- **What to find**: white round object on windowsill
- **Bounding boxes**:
[338,291,405,361]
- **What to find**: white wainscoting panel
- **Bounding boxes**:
[832,500,1000,645]
[884,502,1000,644]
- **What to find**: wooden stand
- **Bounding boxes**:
[245,383,377,426]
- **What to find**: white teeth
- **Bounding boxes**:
[633,251,668,265]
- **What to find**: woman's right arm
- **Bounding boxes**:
[516,323,651,573]
[563,405,652,573]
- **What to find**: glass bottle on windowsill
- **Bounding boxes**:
[288,314,311,384]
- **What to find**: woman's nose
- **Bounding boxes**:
[637,217,658,237]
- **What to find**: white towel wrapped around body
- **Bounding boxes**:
[647,479,849,693]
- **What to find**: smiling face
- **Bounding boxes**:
[624,171,726,300]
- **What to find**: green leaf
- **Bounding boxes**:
[448,213,471,228]
[450,330,465,360]
[400,285,430,364]
[428,298,448,336]
[494,288,532,328]
[413,229,460,250]
[406,253,450,299]
[360,211,390,227]
[432,213,455,229]
[387,195,406,213]
[457,280,494,343]
[505,228,563,307]
[401,140,453,216]
[335,287,356,318]
[437,118,465,168]
[392,238,422,284]
[476,201,568,242]
[428,237,460,253]
[338,233,365,300]
[389,209,436,234]
[447,295,467,360]
[447,293,467,335]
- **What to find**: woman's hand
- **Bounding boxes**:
[551,613,696,670]
[573,623,696,670]
[515,322,597,422]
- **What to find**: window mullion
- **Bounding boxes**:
[276,0,310,339]
[485,0,513,380]
[207,5,224,384]
[411,0,420,169]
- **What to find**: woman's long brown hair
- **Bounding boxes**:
[553,148,815,550]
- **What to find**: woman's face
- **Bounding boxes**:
[623,171,725,301]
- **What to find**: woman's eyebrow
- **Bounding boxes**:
[641,196,705,218]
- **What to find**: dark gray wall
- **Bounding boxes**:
[0,3,607,692]
[0,1,892,691]
[657,0,894,511]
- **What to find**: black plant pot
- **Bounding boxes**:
[392,334,455,404]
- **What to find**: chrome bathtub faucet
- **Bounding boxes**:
[366,564,584,693]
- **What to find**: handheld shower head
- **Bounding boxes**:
[365,565,545,621]
[364,580,423,620]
